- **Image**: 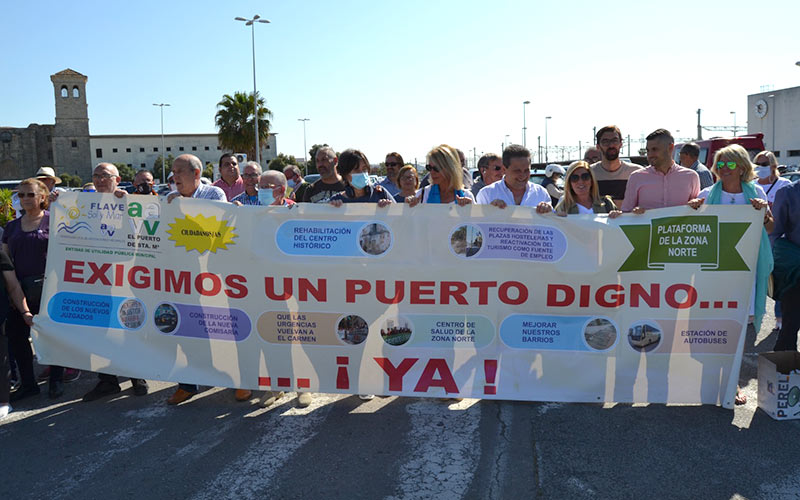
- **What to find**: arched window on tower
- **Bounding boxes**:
[61,86,68,98]
[72,86,80,98]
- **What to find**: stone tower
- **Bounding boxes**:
[50,69,92,181]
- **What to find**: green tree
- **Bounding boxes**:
[203,163,214,180]
[215,91,273,161]
[268,153,299,171]
[153,154,174,180]
[114,163,136,182]
[60,173,83,187]
[0,189,15,227]
[306,143,330,175]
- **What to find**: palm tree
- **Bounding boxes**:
[215,91,273,161]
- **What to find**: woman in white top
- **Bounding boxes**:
[688,144,774,406]
[753,150,791,206]
[406,144,475,206]
[554,161,621,218]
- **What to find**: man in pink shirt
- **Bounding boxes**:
[621,129,700,213]
[212,153,245,201]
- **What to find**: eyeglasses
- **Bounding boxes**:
[260,183,280,190]
[483,165,503,172]
[385,162,401,167]
[716,161,737,170]
[425,164,440,173]
[18,192,39,198]
[569,173,592,182]
[599,138,621,146]
[242,173,260,179]
[755,162,770,167]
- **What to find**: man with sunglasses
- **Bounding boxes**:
[378,152,403,196]
[82,163,149,401]
[590,125,642,208]
[621,129,699,213]
[471,153,505,198]
[678,142,714,189]
[475,145,551,212]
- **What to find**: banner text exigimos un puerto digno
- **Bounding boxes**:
[35,193,763,408]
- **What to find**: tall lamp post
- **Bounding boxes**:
[152,103,170,183]
[522,100,530,147]
[235,14,270,165]
[730,111,737,137]
[768,94,776,150]
[298,118,310,174]
[544,116,551,162]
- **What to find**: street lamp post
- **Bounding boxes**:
[768,94,776,150]
[522,101,530,147]
[730,111,737,137]
[235,14,271,165]
[298,118,310,175]
[544,116,551,162]
[152,103,170,183]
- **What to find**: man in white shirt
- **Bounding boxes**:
[476,144,552,213]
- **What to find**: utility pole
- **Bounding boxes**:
[696,108,702,140]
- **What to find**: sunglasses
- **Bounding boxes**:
[483,165,503,171]
[716,161,737,170]
[18,192,39,198]
[425,164,440,173]
[385,162,401,167]
[92,173,115,180]
[569,173,592,182]
[755,162,770,167]
[599,138,621,146]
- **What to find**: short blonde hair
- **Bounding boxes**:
[397,164,419,190]
[555,161,599,213]
[713,144,755,183]
[427,144,463,192]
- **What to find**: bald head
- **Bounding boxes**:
[172,154,203,196]
[92,163,121,193]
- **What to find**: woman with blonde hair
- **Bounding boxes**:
[555,161,620,217]
[753,150,791,206]
[406,144,474,206]
[687,144,774,405]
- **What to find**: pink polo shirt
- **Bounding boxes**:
[621,163,700,212]
[212,176,245,201]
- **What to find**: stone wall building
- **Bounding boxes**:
[0,69,278,184]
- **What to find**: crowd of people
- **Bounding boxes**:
[1,125,798,417]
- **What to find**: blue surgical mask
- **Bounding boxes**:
[287,179,297,189]
[258,189,276,206]
[755,166,771,179]
[350,172,370,189]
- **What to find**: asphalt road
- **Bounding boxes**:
[2,300,798,500]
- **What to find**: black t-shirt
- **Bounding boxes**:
[0,250,15,324]
[301,179,346,203]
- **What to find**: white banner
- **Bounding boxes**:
[34,192,763,407]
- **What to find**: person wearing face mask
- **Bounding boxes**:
[283,165,307,201]
[254,170,295,207]
[133,170,158,195]
[753,150,791,206]
[330,149,395,207]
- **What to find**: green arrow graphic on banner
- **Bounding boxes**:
[618,216,750,272]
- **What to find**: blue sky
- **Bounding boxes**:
[3,0,799,166]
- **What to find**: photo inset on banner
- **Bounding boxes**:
[381,315,413,346]
[337,315,369,345]
[154,303,179,333]
[118,298,146,330]
[583,317,617,351]
[627,322,662,353]
[450,224,483,258]
[359,222,392,256]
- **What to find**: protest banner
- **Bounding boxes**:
[34,192,763,407]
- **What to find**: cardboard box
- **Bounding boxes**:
[758,351,800,420]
